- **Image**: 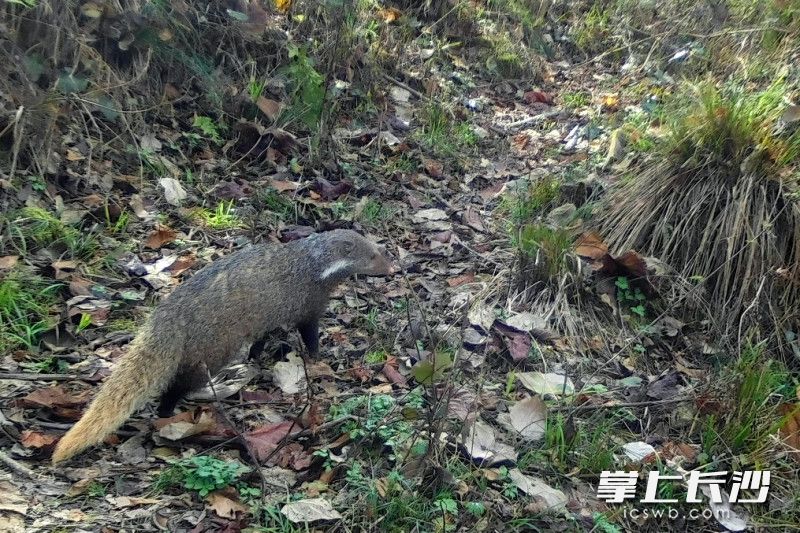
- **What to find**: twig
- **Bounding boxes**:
[382,73,426,101]
[9,107,25,182]
[0,373,80,381]
[0,449,37,479]
[501,109,563,133]
[551,396,692,413]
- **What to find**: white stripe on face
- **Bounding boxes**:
[320,259,353,280]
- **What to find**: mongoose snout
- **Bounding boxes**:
[51,229,394,464]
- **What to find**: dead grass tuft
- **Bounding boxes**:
[598,81,800,355]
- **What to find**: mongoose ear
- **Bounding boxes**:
[334,236,356,256]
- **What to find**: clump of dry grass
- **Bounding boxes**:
[598,80,800,354]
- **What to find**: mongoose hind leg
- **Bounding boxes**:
[297,319,319,356]
[157,368,206,417]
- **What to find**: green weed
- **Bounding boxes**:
[515,224,572,280]
[193,115,225,144]
[8,207,97,259]
[280,44,324,130]
[193,201,242,229]
[666,79,800,172]
[562,91,591,108]
[155,455,248,497]
[0,270,61,352]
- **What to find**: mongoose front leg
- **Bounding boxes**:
[297,320,319,356]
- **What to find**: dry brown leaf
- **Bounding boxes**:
[575,231,608,260]
[20,430,59,449]
[256,97,283,122]
[18,386,90,409]
[447,272,475,287]
[0,256,19,270]
[778,403,800,461]
[377,7,402,23]
[143,225,177,249]
[207,489,249,519]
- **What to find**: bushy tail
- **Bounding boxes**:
[52,341,178,464]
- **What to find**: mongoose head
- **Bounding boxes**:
[311,229,397,281]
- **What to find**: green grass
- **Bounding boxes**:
[257,188,296,222]
[357,199,394,226]
[573,5,611,54]
[0,270,61,352]
[153,455,248,497]
[701,343,792,461]
[193,201,242,229]
[415,103,479,157]
[7,207,98,259]
[666,79,800,172]
[562,91,591,109]
[500,178,561,227]
[515,224,572,280]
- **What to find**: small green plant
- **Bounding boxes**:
[358,199,394,226]
[615,277,646,318]
[498,466,518,499]
[105,207,130,234]
[312,448,337,471]
[75,313,92,333]
[257,188,296,221]
[516,224,572,279]
[465,501,486,517]
[280,44,324,130]
[573,5,611,54]
[502,178,561,226]
[9,207,97,259]
[0,270,61,352]
[19,356,69,374]
[193,201,242,229]
[592,512,622,533]
[562,91,591,108]
[248,78,267,101]
[364,350,388,364]
[163,455,249,497]
[193,115,225,144]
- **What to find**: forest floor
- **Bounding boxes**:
[1,2,799,532]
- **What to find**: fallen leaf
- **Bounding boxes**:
[622,441,657,462]
[20,430,59,449]
[411,351,452,385]
[281,498,342,523]
[459,419,517,465]
[493,321,532,361]
[159,178,187,206]
[18,386,90,409]
[412,208,448,222]
[107,496,161,508]
[523,90,553,105]
[507,396,546,441]
[377,7,402,23]
[244,421,301,462]
[273,353,306,394]
[0,481,29,515]
[778,403,800,462]
[447,272,475,287]
[575,231,608,260]
[0,256,19,270]
[206,489,249,519]
[507,469,567,509]
[423,158,444,178]
[516,372,575,396]
[256,97,283,121]
[157,410,216,440]
[144,225,177,249]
